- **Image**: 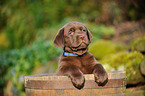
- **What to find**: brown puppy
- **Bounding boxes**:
[54,22,108,89]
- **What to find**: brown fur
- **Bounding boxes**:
[54,22,108,89]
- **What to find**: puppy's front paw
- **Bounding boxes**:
[94,71,108,86]
[93,64,108,86]
[70,76,85,89]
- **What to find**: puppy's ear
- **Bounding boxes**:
[86,28,93,43]
[54,27,64,48]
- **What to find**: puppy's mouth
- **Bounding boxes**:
[70,42,88,52]
[70,47,88,55]
[71,47,87,52]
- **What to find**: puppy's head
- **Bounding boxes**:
[54,22,92,55]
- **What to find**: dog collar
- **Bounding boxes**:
[63,52,85,57]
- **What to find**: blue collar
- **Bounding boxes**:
[63,52,85,57]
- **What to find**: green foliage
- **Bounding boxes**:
[88,40,127,59]
[130,36,145,52]
[87,24,115,41]
[0,0,68,49]
[0,39,62,95]
[0,33,9,49]
[100,51,144,82]
[4,13,36,49]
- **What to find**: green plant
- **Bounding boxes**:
[0,39,62,95]
[130,36,145,52]
[100,51,144,83]
[87,24,115,41]
[88,40,127,59]
[0,0,68,49]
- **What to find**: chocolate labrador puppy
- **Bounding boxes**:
[54,22,108,89]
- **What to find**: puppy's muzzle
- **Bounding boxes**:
[79,35,85,40]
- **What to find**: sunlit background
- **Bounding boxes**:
[0,0,145,95]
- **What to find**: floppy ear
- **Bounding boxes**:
[86,28,93,43]
[53,27,64,48]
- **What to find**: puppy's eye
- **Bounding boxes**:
[82,29,86,32]
[69,32,73,34]
[69,28,75,35]
[70,28,75,32]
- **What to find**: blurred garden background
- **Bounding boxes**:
[0,0,145,95]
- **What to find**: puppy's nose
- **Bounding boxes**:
[79,35,85,40]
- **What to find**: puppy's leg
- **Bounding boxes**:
[93,64,108,86]
[57,65,85,89]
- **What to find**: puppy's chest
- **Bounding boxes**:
[61,54,96,73]
[76,58,93,74]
